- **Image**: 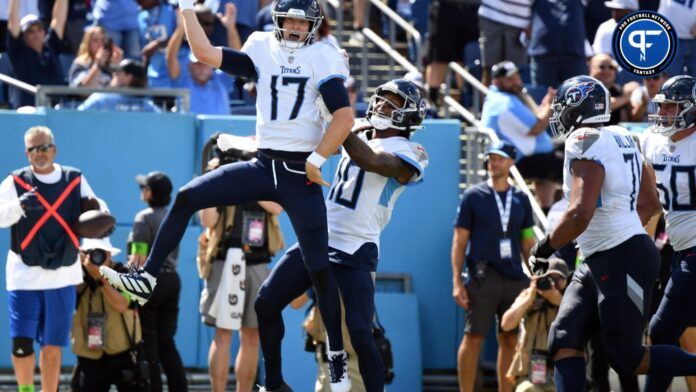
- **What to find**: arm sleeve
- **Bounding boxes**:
[80,175,96,198]
[130,213,152,246]
[0,175,23,228]
[498,99,538,136]
[454,191,473,229]
[318,78,350,114]
[219,47,258,81]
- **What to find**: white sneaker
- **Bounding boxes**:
[258,383,293,392]
[348,31,365,45]
[99,266,157,306]
[328,351,351,392]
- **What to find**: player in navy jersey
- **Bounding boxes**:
[254,79,428,392]
[530,75,696,392]
[642,75,696,392]
[100,0,354,389]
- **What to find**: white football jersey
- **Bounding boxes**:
[563,126,646,257]
[242,32,349,152]
[641,131,696,251]
[326,134,429,255]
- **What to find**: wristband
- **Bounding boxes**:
[307,151,327,168]
[535,234,557,259]
[179,0,195,10]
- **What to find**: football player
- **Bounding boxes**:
[100,0,354,389]
[528,75,696,392]
[254,79,428,392]
[642,75,696,392]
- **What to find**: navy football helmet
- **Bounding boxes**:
[366,79,428,132]
[549,76,611,138]
[272,0,323,50]
[649,75,696,136]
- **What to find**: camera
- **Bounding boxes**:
[537,276,553,291]
[88,249,107,266]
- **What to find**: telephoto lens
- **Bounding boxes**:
[88,249,107,266]
[537,276,552,291]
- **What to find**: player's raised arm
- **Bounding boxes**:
[343,132,414,183]
[178,0,257,80]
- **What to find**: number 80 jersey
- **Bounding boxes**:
[563,125,646,257]
[242,32,349,152]
[641,131,696,252]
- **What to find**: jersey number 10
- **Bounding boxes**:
[328,157,365,210]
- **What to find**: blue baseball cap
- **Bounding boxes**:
[486,141,517,160]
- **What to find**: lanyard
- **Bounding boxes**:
[487,179,512,237]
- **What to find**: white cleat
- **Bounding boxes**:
[328,351,351,392]
[99,266,157,306]
[258,383,293,392]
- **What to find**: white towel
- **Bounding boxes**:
[208,248,246,330]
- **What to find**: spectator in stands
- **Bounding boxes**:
[0,0,38,53]
[451,141,536,392]
[137,0,177,88]
[480,61,560,213]
[630,72,667,122]
[477,0,530,86]
[92,0,141,59]
[197,144,284,392]
[128,171,187,392]
[78,59,161,112]
[6,0,68,108]
[588,53,637,125]
[69,25,125,87]
[166,4,238,114]
[591,0,638,58]
[502,258,569,392]
[207,0,258,46]
[38,0,90,54]
[528,0,587,88]
[349,0,369,44]
[71,237,149,391]
[0,126,101,392]
[659,0,696,76]
[256,0,273,32]
[424,0,479,104]
[584,0,610,44]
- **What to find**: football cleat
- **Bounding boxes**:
[99,266,157,306]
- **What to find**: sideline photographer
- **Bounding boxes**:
[501,258,570,392]
[71,237,147,391]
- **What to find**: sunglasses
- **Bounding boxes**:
[598,65,617,71]
[27,143,54,153]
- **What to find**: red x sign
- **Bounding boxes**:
[13,175,81,251]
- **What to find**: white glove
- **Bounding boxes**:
[179,0,195,10]
[217,133,257,153]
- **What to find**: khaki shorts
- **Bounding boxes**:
[479,16,528,68]
[199,260,270,329]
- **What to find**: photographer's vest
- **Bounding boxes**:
[10,166,81,269]
[197,204,285,279]
[506,301,558,380]
[72,286,142,359]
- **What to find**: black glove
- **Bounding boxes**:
[18,190,41,211]
[529,235,556,276]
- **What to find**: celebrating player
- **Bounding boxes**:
[253,79,428,392]
[528,75,696,392]
[99,0,354,389]
[642,75,696,392]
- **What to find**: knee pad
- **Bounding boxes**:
[604,338,644,376]
[12,337,34,357]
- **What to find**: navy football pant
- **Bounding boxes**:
[255,244,385,391]
[646,246,696,392]
[141,151,344,354]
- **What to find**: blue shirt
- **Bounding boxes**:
[93,0,140,31]
[256,4,274,32]
[480,86,553,158]
[171,68,233,115]
[528,0,585,58]
[138,4,177,88]
[455,182,534,280]
[77,93,162,112]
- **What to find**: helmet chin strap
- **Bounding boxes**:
[369,116,393,131]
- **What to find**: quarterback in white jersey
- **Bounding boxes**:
[526,76,696,391]
[100,1,356,391]
[255,79,428,392]
[642,75,696,392]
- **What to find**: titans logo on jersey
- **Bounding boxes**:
[641,131,696,251]
[241,32,349,152]
[326,134,428,256]
[563,125,646,257]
